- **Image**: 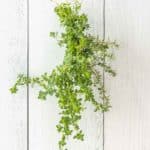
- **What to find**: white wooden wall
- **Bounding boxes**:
[105,1,150,150]
[0,0,27,150]
[0,0,150,150]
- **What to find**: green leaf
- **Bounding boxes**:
[38,91,47,100]
[49,32,58,38]
[10,86,18,94]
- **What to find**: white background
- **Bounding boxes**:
[0,0,150,150]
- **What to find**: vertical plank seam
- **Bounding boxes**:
[102,0,106,150]
[27,0,29,149]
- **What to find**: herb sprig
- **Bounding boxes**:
[10,2,118,150]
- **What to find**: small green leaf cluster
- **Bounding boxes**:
[10,1,118,150]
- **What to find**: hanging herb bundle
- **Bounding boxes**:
[10,1,118,150]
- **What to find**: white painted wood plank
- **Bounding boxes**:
[29,0,104,149]
[0,0,27,150]
[105,0,150,150]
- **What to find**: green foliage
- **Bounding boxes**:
[10,2,118,150]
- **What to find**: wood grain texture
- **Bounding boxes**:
[29,0,104,149]
[0,0,27,150]
[105,0,150,150]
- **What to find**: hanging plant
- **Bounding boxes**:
[10,1,118,150]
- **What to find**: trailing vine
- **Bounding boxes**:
[10,1,118,150]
